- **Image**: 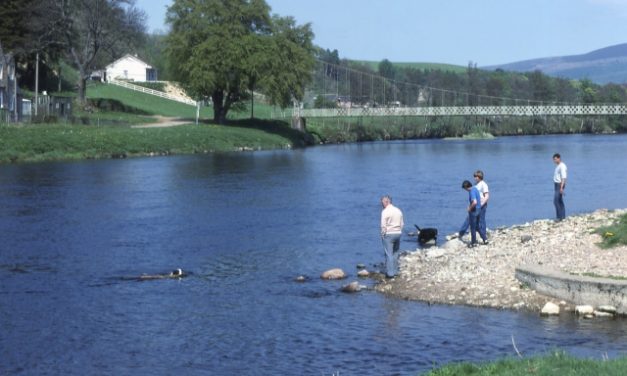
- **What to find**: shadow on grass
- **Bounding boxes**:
[201,117,314,147]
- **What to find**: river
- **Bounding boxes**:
[2,134,627,375]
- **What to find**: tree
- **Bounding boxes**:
[53,0,146,103]
[378,59,396,80]
[165,0,315,124]
[258,16,315,109]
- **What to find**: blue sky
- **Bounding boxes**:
[136,0,627,66]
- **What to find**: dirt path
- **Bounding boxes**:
[131,115,192,128]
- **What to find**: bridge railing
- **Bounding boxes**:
[295,104,627,118]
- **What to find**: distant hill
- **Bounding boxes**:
[484,43,627,84]
[350,60,467,73]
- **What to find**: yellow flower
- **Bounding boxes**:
[604,232,615,237]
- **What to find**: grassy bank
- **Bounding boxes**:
[305,115,627,143]
[427,352,627,375]
[0,119,307,163]
[597,212,627,248]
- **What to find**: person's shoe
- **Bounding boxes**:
[467,243,477,249]
[481,240,489,245]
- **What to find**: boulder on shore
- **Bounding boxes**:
[575,305,594,315]
[321,268,346,280]
[541,302,560,316]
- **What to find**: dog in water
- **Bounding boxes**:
[414,225,438,245]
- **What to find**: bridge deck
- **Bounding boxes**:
[296,105,627,118]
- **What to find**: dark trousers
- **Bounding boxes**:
[468,211,480,244]
[554,183,565,220]
[459,207,487,242]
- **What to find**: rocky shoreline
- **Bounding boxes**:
[374,208,627,313]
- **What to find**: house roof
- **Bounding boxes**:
[105,54,153,69]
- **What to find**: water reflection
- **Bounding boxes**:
[2,135,627,374]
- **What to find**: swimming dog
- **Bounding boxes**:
[414,225,438,245]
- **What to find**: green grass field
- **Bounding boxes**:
[427,352,627,375]
[85,83,284,122]
[86,83,210,119]
[0,120,305,163]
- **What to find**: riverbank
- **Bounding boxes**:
[0,119,309,163]
[426,351,627,375]
[375,209,627,312]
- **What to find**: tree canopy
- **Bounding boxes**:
[165,0,315,124]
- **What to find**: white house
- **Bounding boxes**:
[105,54,157,82]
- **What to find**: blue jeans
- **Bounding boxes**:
[459,206,487,242]
[554,183,565,220]
[381,233,401,277]
[468,211,480,244]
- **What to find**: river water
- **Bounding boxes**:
[2,134,627,375]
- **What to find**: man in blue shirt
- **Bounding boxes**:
[462,180,481,248]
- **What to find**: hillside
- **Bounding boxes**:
[350,60,467,73]
[484,43,627,84]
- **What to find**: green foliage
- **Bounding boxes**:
[378,59,396,80]
[352,60,467,73]
[165,0,315,123]
[427,352,627,375]
[596,213,627,248]
[0,121,305,163]
[304,113,620,143]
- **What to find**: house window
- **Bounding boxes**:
[124,70,128,79]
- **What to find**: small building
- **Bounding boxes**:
[104,54,157,82]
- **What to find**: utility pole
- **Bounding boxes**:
[35,53,39,116]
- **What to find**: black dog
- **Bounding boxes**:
[414,225,438,245]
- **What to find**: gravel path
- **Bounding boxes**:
[131,116,192,128]
[375,209,627,312]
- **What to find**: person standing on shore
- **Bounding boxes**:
[462,180,481,247]
[474,170,489,244]
[380,195,404,278]
[553,153,567,220]
[458,171,489,244]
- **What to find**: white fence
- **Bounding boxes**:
[296,104,627,118]
[109,80,197,106]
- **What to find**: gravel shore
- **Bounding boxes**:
[375,209,627,312]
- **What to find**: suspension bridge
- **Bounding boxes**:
[292,60,627,125]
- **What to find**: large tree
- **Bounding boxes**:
[165,0,315,124]
[53,0,146,103]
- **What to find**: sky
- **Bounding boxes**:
[135,0,627,66]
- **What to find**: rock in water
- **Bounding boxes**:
[575,305,594,315]
[320,268,346,280]
[341,281,362,293]
[541,302,560,316]
[597,305,617,314]
[357,269,370,277]
[295,275,306,282]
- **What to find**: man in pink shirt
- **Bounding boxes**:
[380,195,404,278]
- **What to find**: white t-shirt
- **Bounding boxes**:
[475,180,489,206]
[554,162,567,183]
